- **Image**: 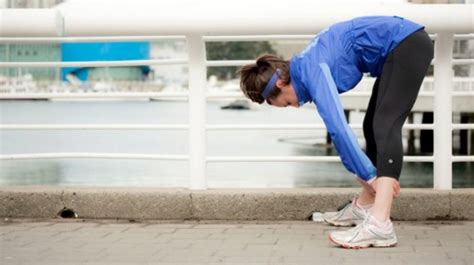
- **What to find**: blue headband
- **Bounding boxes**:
[261,68,281,99]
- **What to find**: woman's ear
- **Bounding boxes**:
[276,79,286,89]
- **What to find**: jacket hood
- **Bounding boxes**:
[289,56,312,106]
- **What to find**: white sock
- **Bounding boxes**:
[369,215,392,230]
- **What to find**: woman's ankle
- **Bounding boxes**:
[358,190,375,205]
[358,201,375,210]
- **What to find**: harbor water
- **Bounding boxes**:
[0,99,472,188]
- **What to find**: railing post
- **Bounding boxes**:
[433,32,454,190]
[187,34,207,190]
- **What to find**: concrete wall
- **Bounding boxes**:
[1,186,472,221]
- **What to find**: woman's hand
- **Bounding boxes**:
[356,176,400,198]
[355,177,376,196]
[369,177,401,198]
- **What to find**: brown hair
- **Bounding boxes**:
[237,54,290,104]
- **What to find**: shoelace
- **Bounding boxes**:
[346,213,371,234]
[342,214,374,243]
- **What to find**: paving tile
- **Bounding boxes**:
[0,220,471,265]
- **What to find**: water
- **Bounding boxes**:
[0,100,472,188]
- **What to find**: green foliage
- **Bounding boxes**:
[206,41,276,80]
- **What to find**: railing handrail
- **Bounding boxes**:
[1,123,474,130]
[1,153,472,163]
[1,58,473,68]
[1,91,473,99]
[1,4,472,37]
[1,33,473,43]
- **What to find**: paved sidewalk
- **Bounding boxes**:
[1,219,472,265]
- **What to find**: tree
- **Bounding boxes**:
[206,41,277,80]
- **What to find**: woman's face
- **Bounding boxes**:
[267,81,299,108]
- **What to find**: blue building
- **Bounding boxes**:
[61,42,150,82]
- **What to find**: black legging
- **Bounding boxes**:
[363,29,434,181]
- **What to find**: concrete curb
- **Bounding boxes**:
[1,186,473,221]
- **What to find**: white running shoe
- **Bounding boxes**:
[322,196,370,227]
[328,213,398,249]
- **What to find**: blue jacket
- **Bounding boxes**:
[289,16,424,182]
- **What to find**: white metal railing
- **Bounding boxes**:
[0,6,473,190]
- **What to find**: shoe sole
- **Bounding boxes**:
[323,218,361,227]
[328,234,397,249]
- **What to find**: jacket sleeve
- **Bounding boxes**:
[303,62,377,183]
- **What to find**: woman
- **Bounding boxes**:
[238,15,434,249]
